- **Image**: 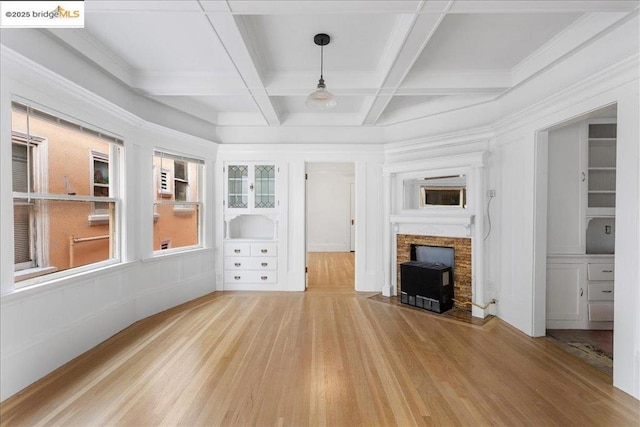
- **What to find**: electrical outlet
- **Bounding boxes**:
[487,189,496,198]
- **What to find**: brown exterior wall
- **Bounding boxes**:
[12,108,202,279]
[13,110,111,272]
[396,234,472,310]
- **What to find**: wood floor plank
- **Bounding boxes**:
[2,286,639,426]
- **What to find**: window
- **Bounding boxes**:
[11,102,123,285]
[89,150,110,224]
[174,161,188,202]
[153,150,203,253]
[12,136,39,271]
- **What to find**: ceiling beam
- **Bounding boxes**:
[361,3,452,125]
[199,4,281,125]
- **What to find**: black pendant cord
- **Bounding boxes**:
[320,45,324,80]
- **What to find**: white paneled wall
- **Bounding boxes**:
[1,250,215,400]
[0,45,218,400]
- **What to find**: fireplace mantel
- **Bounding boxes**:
[390,213,474,226]
[390,213,475,238]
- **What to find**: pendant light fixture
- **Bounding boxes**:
[306,33,337,110]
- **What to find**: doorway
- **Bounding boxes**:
[537,104,617,375]
[305,162,355,291]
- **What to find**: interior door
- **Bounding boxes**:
[350,182,355,252]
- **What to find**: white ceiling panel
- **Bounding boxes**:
[84,13,236,73]
[274,95,371,115]
[179,95,259,113]
[241,14,400,73]
[410,13,582,72]
[40,1,634,135]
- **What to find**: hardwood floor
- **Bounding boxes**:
[1,289,638,426]
[307,251,354,291]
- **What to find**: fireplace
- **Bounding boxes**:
[396,234,471,309]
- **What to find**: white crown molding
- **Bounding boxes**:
[1,45,140,127]
[385,126,494,155]
[511,12,630,85]
[495,52,639,138]
[1,45,219,150]
[378,94,498,127]
[383,151,489,174]
[45,29,135,87]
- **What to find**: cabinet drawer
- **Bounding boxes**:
[224,270,277,284]
[587,263,614,281]
[250,243,277,257]
[224,257,277,270]
[588,302,614,322]
[224,257,250,270]
[588,283,614,301]
[224,243,251,257]
[248,257,277,270]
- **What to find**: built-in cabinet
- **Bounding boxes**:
[546,119,616,329]
[223,162,282,290]
[546,256,614,329]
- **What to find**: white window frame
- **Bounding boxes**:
[174,160,189,202]
[12,131,50,274]
[11,102,123,287]
[89,150,110,225]
[153,149,204,255]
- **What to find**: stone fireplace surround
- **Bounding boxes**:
[396,234,472,310]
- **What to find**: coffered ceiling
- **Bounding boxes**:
[46,1,637,129]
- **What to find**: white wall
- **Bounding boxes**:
[216,146,384,293]
[306,163,354,252]
[0,44,218,401]
[489,15,639,398]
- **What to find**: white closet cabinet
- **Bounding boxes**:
[546,262,586,328]
[547,123,586,255]
[546,118,616,330]
[225,163,278,214]
[222,162,283,290]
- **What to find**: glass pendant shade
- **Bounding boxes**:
[306,83,337,110]
[307,33,337,110]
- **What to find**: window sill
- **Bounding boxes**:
[88,213,109,226]
[143,246,212,263]
[14,266,58,282]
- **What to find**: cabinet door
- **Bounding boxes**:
[225,163,277,212]
[253,164,276,209]
[546,263,585,321]
[547,123,586,254]
[227,165,249,209]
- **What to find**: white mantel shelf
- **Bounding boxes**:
[390,213,475,226]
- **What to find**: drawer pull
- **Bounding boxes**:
[261,249,268,253]
[602,270,613,273]
[234,263,241,267]
[234,276,241,280]
[234,249,241,253]
[601,290,613,293]
[261,276,268,280]
[261,262,268,267]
